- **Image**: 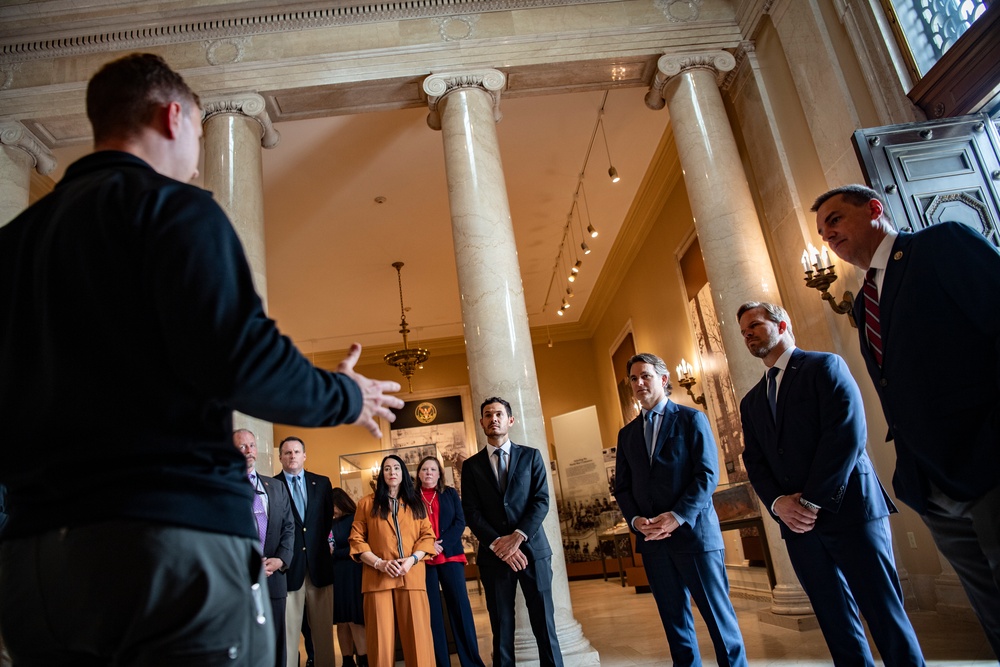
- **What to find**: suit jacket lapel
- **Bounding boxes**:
[773,350,804,431]
[750,376,776,439]
[878,233,911,359]
[505,443,522,496]
[652,401,678,459]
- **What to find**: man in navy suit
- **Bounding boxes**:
[461,397,563,667]
[277,436,335,667]
[737,301,923,665]
[235,429,296,667]
[814,184,1000,657]
[614,353,746,667]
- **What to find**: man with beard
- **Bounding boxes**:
[737,301,923,665]
[234,430,295,667]
[461,397,563,667]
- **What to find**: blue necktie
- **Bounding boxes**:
[290,474,306,519]
[643,410,656,459]
[767,367,780,421]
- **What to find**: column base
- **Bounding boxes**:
[768,582,814,616]
[756,609,820,632]
[513,617,601,666]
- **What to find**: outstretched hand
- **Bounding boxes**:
[336,343,404,438]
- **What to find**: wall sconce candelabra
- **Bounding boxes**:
[801,243,857,328]
[675,359,706,407]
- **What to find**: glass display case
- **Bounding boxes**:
[338,443,439,503]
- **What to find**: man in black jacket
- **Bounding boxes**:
[276,436,335,667]
[0,53,402,666]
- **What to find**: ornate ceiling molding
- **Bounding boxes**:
[720,40,754,92]
[0,121,56,175]
[0,0,612,64]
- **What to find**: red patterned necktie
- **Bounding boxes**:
[863,268,883,366]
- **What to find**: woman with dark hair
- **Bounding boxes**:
[331,487,368,667]
[417,456,486,667]
[349,455,436,667]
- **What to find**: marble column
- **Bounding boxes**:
[0,121,55,227]
[424,70,599,666]
[201,93,281,473]
[647,53,815,625]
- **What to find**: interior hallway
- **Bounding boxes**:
[322,577,996,666]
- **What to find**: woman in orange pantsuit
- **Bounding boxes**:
[350,454,437,667]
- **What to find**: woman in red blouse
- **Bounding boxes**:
[416,456,486,667]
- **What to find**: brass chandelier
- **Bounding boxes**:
[383,261,429,392]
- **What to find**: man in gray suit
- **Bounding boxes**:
[235,430,295,667]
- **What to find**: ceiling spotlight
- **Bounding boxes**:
[562,298,571,309]
[600,113,620,184]
[566,287,574,298]
[574,259,582,272]
[556,308,564,317]
[568,272,576,283]
[587,223,598,238]
[581,241,591,255]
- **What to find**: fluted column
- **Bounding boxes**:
[0,121,55,226]
[424,70,599,666]
[647,53,814,624]
[201,93,280,473]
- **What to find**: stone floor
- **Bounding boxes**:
[318,577,996,666]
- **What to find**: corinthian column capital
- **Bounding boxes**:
[645,50,737,110]
[201,93,280,148]
[0,121,56,175]
[422,69,506,131]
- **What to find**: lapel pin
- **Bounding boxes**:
[893,251,903,260]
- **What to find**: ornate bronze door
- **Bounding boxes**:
[852,112,1000,246]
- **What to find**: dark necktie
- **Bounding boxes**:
[863,268,883,366]
[249,474,267,553]
[643,410,656,459]
[494,449,508,495]
[766,367,780,421]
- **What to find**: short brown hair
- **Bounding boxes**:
[87,53,200,144]
[810,185,880,213]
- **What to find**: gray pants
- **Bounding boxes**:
[0,520,274,666]
[922,483,1000,659]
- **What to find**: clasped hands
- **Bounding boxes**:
[492,533,528,571]
[635,512,680,540]
[376,556,416,578]
[774,492,818,534]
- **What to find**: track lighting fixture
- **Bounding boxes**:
[600,111,620,184]
[581,241,591,255]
